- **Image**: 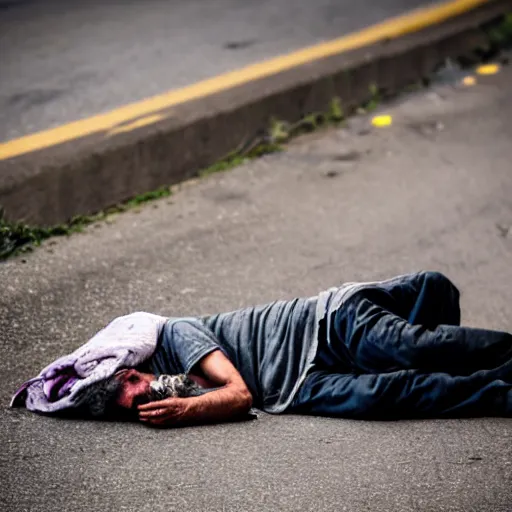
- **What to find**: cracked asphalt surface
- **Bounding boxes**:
[1,60,512,511]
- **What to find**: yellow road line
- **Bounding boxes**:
[0,0,490,161]
[106,113,166,136]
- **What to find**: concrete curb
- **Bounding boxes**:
[0,0,510,226]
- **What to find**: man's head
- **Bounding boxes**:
[114,369,155,410]
[72,369,155,420]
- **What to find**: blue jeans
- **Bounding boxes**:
[289,271,512,419]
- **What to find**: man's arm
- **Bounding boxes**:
[138,350,253,427]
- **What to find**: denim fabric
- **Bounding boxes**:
[289,271,512,419]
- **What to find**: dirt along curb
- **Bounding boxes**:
[0,0,510,229]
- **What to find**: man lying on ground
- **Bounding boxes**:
[11,271,512,426]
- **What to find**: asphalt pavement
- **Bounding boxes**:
[1,58,511,511]
[0,0,438,141]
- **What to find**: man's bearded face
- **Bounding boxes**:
[148,374,203,400]
[114,370,204,411]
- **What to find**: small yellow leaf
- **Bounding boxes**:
[462,76,476,86]
[371,115,392,128]
[476,64,500,76]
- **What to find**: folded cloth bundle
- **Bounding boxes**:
[10,312,167,414]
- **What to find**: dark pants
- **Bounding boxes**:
[289,271,512,419]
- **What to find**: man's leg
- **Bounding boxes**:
[333,284,512,375]
[288,367,512,419]
[375,270,461,327]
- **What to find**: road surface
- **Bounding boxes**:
[1,57,511,511]
[0,0,438,141]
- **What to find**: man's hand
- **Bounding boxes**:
[138,349,253,427]
[138,397,189,426]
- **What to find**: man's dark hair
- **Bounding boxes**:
[69,376,128,420]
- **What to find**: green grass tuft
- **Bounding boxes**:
[364,83,381,112]
[0,185,173,260]
[487,13,512,47]
[328,97,345,122]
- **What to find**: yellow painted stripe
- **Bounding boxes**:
[106,113,165,136]
[0,0,490,160]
